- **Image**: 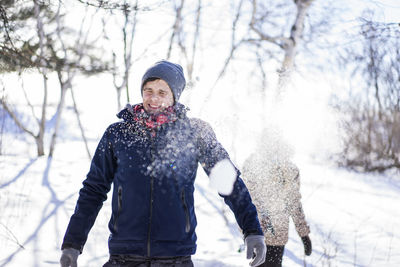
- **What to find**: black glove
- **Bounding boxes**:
[301,235,312,256]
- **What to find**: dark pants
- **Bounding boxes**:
[103,255,194,267]
[257,245,285,267]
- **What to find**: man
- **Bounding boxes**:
[60,60,266,267]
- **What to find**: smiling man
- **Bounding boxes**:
[142,79,174,113]
[60,60,266,267]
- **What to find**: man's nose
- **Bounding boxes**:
[150,94,160,101]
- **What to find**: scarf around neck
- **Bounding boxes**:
[126,103,178,131]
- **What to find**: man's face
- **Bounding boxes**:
[142,79,174,114]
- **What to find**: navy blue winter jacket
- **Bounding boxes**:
[62,103,263,257]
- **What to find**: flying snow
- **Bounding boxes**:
[209,159,237,195]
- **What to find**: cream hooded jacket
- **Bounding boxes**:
[242,151,310,246]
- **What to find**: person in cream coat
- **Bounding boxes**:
[242,129,312,267]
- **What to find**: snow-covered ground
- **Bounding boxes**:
[1,44,400,266]
[1,117,400,267]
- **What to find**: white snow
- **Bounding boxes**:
[208,159,237,196]
[1,141,399,267]
[1,79,400,266]
[1,64,400,267]
[1,1,400,266]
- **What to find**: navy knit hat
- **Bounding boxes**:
[141,60,186,102]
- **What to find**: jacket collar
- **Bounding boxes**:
[117,102,189,123]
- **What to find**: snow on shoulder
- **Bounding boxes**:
[209,159,237,195]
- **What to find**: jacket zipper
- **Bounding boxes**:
[147,137,156,257]
[147,174,154,257]
[114,185,123,232]
[181,189,191,233]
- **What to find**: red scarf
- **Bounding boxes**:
[128,104,178,132]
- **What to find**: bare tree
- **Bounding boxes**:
[0,0,51,156]
[166,0,185,61]
[166,0,203,88]
[48,1,108,158]
[110,0,139,110]
[186,0,201,84]
[34,0,49,156]
[249,0,315,98]
[199,0,323,113]
[1,0,108,157]
[337,12,400,172]
[201,0,245,106]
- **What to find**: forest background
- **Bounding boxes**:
[1,0,399,266]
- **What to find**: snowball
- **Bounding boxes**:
[209,159,237,195]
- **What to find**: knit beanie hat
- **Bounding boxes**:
[141,60,186,102]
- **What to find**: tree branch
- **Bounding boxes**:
[167,0,185,60]
[0,98,36,138]
[249,0,290,49]
[74,0,139,11]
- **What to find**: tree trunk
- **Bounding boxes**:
[34,0,48,157]
[35,135,45,156]
[70,87,92,160]
[276,0,314,98]
[167,0,185,60]
[0,93,5,155]
[48,84,68,157]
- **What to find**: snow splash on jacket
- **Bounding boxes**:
[61,103,263,256]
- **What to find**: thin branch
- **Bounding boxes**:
[167,0,185,60]
[131,28,171,63]
[0,222,25,250]
[255,45,267,92]
[249,0,289,49]
[110,0,138,109]
[75,0,139,11]
[19,75,40,125]
[0,98,36,138]
[123,0,139,104]
[70,87,92,160]
[0,86,6,155]
[0,4,16,49]
[201,0,244,106]
[187,0,202,83]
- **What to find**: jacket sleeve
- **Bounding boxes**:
[288,170,310,238]
[193,119,263,237]
[61,125,117,252]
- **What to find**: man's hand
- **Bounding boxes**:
[301,235,312,256]
[60,248,80,267]
[244,235,266,266]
